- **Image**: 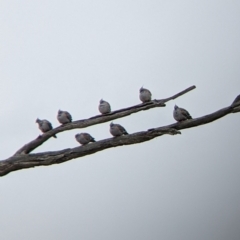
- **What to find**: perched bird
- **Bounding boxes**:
[110,122,128,137]
[57,110,72,124]
[75,133,96,145]
[139,87,152,103]
[173,105,192,122]
[36,118,57,138]
[98,99,111,114]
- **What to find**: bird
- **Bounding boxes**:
[173,105,192,122]
[75,133,96,145]
[98,99,111,114]
[36,118,57,138]
[110,122,128,137]
[57,110,72,124]
[139,86,152,103]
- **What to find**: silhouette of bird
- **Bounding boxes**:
[36,118,57,138]
[110,122,128,137]
[75,133,96,145]
[139,87,152,103]
[98,99,111,114]
[57,110,72,124]
[173,105,192,122]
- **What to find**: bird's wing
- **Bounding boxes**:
[117,124,128,134]
[65,112,72,121]
[45,120,53,129]
[84,133,95,142]
[146,89,152,97]
[180,108,192,119]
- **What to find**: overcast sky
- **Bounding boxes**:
[0,1,240,239]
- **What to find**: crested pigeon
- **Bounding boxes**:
[110,122,128,137]
[98,99,111,114]
[75,133,96,145]
[173,105,192,122]
[36,118,57,138]
[139,87,152,103]
[57,110,72,124]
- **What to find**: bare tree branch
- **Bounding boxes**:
[1,93,239,177]
[15,85,196,155]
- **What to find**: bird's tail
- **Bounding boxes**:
[53,135,57,138]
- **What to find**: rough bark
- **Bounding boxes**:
[0,86,239,177]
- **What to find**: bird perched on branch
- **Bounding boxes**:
[75,133,96,145]
[57,110,72,124]
[110,122,128,137]
[98,99,111,114]
[139,86,152,103]
[36,118,57,138]
[173,105,192,122]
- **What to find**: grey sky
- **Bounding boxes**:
[0,1,240,239]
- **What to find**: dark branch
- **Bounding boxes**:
[1,128,181,177]
[15,85,196,155]
[1,93,239,177]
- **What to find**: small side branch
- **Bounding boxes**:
[15,85,196,155]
